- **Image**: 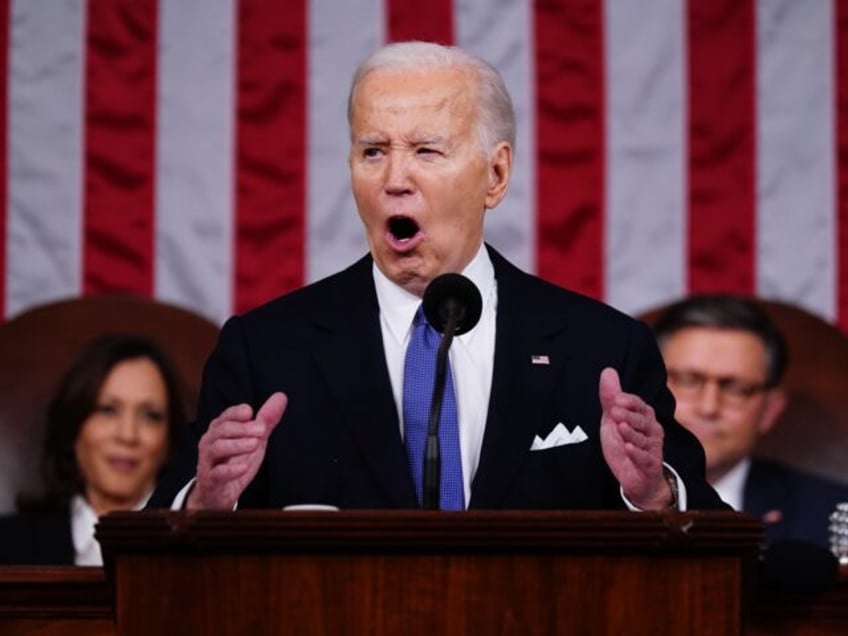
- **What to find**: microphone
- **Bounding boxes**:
[758,539,839,593]
[420,273,483,510]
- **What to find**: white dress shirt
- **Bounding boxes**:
[374,243,497,507]
[709,458,750,511]
[71,495,101,566]
[72,492,152,566]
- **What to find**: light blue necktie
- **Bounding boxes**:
[403,306,465,510]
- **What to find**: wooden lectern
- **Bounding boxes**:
[96,510,760,636]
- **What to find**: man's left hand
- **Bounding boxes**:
[598,367,672,510]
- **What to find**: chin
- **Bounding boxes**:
[393,271,428,297]
[381,258,430,294]
[102,481,144,499]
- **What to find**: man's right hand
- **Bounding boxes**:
[187,392,288,510]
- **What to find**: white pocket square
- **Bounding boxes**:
[530,422,588,451]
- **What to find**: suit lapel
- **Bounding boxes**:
[744,460,790,521]
[469,249,570,508]
[308,256,418,508]
[306,250,573,510]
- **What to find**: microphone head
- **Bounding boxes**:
[758,539,839,593]
[422,273,483,336]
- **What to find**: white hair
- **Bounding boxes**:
[347,41,516,154]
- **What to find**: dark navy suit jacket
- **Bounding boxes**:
[745,458,848,548]
[150,247,726,511]
[0,509,74,565]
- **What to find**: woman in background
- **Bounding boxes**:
[0,334,186,565]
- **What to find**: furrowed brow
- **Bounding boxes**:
[353,136,388,146]
[413,135,448,146]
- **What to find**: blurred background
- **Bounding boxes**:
[0,0,845,332]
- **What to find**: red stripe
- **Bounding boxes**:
[82,0,157,296]
[0,0,8,318]
[234,0,307,315]
[686,0,756,295]
[386,0,454,44]
[535,0,606,299]
[838,3,848,333]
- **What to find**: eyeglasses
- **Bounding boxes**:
[666,369,769,406]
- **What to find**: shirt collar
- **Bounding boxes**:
[70,494,99,553]
[71,490,155,540]
[71,492,153,566]
[373,243,496,346]
[710,457,751,511]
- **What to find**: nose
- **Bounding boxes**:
[114,412,140,444]
[384,152,414,196]
[694,382,722,417]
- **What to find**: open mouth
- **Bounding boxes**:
[388,215,420,242]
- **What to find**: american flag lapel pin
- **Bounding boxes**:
[531,354,550,365]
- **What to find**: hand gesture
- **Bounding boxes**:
[187,392,287,510]
[598,368,671,510]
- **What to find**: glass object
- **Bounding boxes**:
[828,502,848,565]
[666,369,767,407]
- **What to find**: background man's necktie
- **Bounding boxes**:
[403,306,465,510]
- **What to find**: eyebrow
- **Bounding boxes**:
[352,135,449,147]
[412,135,448,146]
[353,136,388,146]
[667,369,767,384]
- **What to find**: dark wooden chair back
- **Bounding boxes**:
[640,299,848,486]
[0,295,219,512]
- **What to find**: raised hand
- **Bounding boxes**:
[187,392,287,510]
[598,368,672,510]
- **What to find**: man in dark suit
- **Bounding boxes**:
[653,294,848,547]
[151,41,725,513]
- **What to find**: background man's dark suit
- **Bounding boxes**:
[150,247,725,510]
[745,458,848,548]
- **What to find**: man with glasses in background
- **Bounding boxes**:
[652,294,848,548]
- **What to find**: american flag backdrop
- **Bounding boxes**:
[1,0,846,332]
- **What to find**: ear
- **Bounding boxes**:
[757,387,787,436]
[484,141,512,209]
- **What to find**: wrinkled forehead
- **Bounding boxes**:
[350,66,478,122]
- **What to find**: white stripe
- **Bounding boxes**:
[5,0,85,319]
[2,3,845,334]
[756,0,836,322]
[455,0,536,274]
[604,0,686,316]
[305,0,383,283]
[155,0,235,325]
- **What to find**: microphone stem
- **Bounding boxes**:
[422,320,456,510]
